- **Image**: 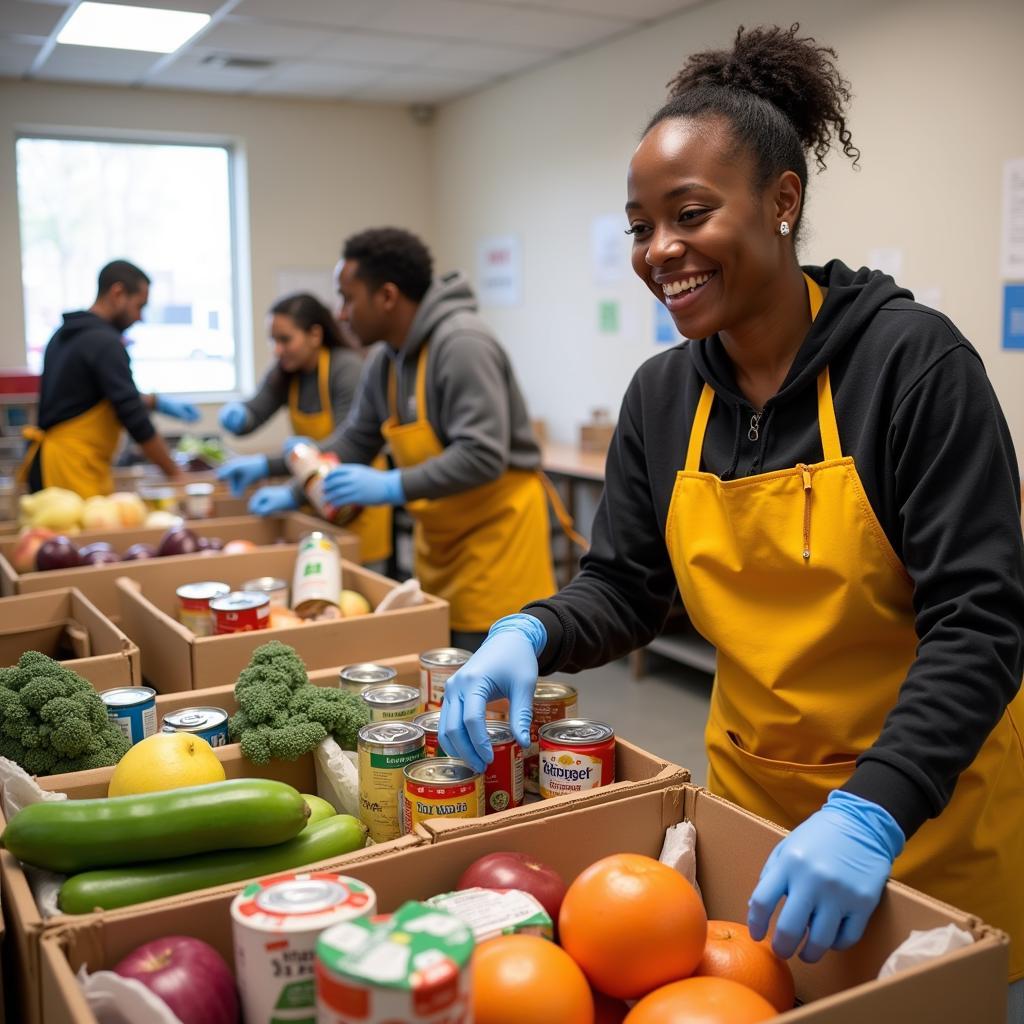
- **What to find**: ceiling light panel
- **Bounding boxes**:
[57,2,210,53]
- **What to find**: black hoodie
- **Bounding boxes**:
[526,260,1024,840]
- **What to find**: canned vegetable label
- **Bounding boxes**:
[357,722,425,844]
[362,683,423,723]
[401,758,484,835]
[419,648,471,710]
[210,591,270,634]
[176,581,230,638]
[292,531,342,616]
[161,706,230,747]
[101,687,157,746]
[525,681,579,794]
[538,719,615,799]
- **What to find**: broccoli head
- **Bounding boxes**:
[0,652,129,775]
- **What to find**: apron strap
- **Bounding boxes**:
[685,385,715,473]
[817,367,842,461]
[539,472,590,551]
[316,347,331,419]
[15,426,44,485]
[388,343,430,425]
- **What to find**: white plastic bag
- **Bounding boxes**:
[658,820,703,901]
[374,577,426,613]
[77,966,182,1024]
[313,737,360,819]
[877,923,975,978]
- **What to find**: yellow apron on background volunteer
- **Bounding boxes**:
[289,347,392,564]
[381,342,557,633]
[16,399,121,499]
[665,275,1024,980]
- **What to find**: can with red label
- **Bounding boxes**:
[176,581,230,637]
[525,681,579,794]
[210,591,270,634]
[401,758,484,835]
[413,710,442,757]
[482,721,523,814]
[538,719,615,799]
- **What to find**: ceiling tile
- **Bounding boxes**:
[145,51,272,90]
[422,40,553,75]
[0,1,66,36]
[232,0,395,30]
[252,61,384,97]
[36,43,162,83]
[313,30,444,67]
[196,17,341,59]
[354,65,488,103]
[548,0,695,18]
[0,34,43,75]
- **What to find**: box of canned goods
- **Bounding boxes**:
[419,647,471,710]
[209,591,270,634]
[401,757,484,835]
[233,871,377,1024]
[413,709,442,757]
[316,901,474,1024]
[362,683,423,723]
[100,686,157,746]
[241,576,289,608]
[525,681,579,794]
[176,581,230,637]
[161,706,230,747]
[339,663,398,697]
[538,718,615,799]
[357,722,425,844]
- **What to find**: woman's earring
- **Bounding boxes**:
[779,221,791,237]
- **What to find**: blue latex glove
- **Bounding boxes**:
[219,402,249,435]
[748,790,905,963]
[216,455,270,498]
[438,614,547,773]
[283,435,314,458]
[322,464,404,507]
[248,484,299,517]
[154,395,200,422]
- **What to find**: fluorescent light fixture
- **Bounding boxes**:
[57,2,210,54]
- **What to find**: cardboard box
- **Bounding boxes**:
[117,558,448,692]
[0,744,417,1024]
[0,589,140,690]
[38,785,1009,1024]
[0,513,359,616]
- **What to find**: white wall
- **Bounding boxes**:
[431,0,1024,456]
[0,80,436,454]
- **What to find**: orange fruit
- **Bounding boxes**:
[695,920,795,1012]
[624,976,778,1023]
[559,853,707,1000]
[472,934,594,1024]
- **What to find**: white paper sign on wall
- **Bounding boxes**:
[1002,157,1024,280]
[591,213,627,286]
[476,235,522,307]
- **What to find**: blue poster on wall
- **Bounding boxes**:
[654,300,679,344]
[1003,284,1024,349]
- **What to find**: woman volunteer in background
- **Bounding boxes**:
[216,292,391,564]
[439,24,1024,1008]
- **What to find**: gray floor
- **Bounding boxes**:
[551,652,712,785]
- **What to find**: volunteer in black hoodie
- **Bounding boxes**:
[439,25,1024,993]
[19,259,199,498]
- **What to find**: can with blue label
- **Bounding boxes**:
[101,687,157,746]
[161,706,230,747]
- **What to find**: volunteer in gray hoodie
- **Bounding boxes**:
[248,227,557,649]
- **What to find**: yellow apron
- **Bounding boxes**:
[16,399,122,499]
[666,275,1024,980]
[289,348,393,564]
[382,342,558,633]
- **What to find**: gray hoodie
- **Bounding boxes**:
[320,272,541,502]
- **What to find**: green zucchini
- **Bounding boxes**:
[59,815,368,914]
[2,779,309,873]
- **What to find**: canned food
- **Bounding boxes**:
[481,721,524,813]
[362,683,423,723]
[233,872,376,1024]
[286,441,359,526]
[401,758,484,835]
[413,710,442,757]
[176,581,230,637]
[419,648,471,710]
[316,901,473,1024]
[210,591,271,634]
[357,722,425,844]
[161,706,230,747]
[538,719,615,799]
[241,575,289,608]
[183,481,215,519]
[292,531,341,618]
[338,663,398,697]
[101,687,157,746]
[139,485,179,514]
[525,680,579,794]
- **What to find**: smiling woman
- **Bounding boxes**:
[438,23,1024,1006]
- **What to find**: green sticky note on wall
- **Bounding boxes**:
[598,300,619,334]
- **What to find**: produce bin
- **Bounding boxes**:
[0,588,140,690]
[0,744,415,1024]
[38,784,1009,1024]
[116,559,449,692]
[0,513,359,615]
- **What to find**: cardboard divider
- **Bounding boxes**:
[37,784,1009,1024]
[0,744,413,1024]
[0,513,359,615]
[116,559,449,692]
[0,588,140,689]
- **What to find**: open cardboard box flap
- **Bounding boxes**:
[37,784,1009,1024]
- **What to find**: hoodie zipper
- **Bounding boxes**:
[798,463,812,560]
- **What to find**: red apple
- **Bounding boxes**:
[457,851,568,926]
[35,536,82,571]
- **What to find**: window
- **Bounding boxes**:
[15,135,243,395]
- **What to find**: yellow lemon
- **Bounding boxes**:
[108,732,226,797]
